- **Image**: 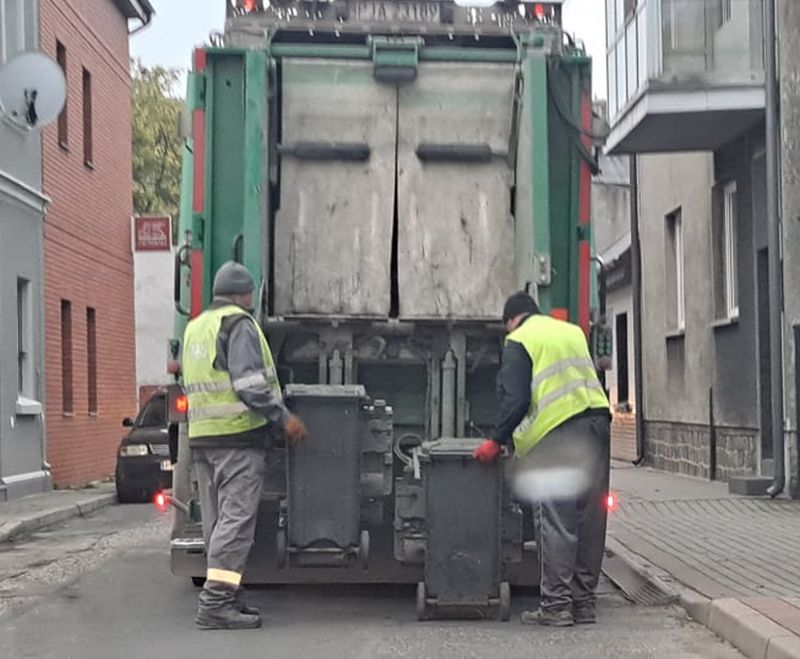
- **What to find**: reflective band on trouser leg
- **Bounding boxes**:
[206,568,242,586]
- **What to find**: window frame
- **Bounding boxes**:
[87,307,98,414]
[16,277,33,397]
[665,208,685,334]
[56,40,68,148]
[61,299,74,415]
[82,67,93,167]
[722,181,739,320]
[0,0,37,65]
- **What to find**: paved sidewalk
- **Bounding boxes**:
[0,484,117,544]
[606,462,800,659]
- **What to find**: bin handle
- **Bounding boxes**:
[174,245,191,317]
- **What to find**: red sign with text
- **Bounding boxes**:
[134,216,172,252]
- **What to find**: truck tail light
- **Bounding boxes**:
[175,394,188,414]
[167,383,188,423]
[154,491,169,513]
[528,2,561,24]
[606,492,618,512]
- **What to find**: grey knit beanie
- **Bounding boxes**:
[213,261,255,297]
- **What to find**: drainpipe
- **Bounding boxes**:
[592,254,608,393]
[709,387,717,481]
[630,154,645,465]
[794,325,800,498]
[765,0,785,498]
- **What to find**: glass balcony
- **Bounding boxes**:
[605,0,765,154]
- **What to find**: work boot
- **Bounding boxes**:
[195,581,262,630]
[234,588,261,616]
[572,603,596,625]
[520,608,574,627]
[195,602,262,630]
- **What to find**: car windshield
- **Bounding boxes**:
[136,396,166,428]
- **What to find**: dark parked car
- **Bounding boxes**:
[115,391,173,503]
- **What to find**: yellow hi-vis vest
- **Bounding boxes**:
[507,314,609,458]
[182,305,282,440]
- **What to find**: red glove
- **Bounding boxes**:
[473,439,502,463]
[284,414,308,443]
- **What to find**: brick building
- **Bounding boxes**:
[39,0,153,487]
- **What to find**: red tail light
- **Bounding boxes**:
[534,3,546,19]
[154,491,169,512]
[175,394,188,414]
[606,493,617,512]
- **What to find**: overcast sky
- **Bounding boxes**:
[130,0,606,99]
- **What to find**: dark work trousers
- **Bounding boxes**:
[535,412,611,613]
[192,446,266,600]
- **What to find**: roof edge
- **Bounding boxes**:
[112,0,154,27]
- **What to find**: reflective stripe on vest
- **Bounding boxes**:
[182,305,282,440]
[187,401,250,421]
[507,314,609,458]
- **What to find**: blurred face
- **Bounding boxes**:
[505,313,526,333]
[229,292,254,311]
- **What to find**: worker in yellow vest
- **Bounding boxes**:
[474,291,610,627]
[182,261,307,630]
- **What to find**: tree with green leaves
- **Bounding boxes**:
[132,60,184,223]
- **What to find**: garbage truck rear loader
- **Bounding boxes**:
[166,0,606,620]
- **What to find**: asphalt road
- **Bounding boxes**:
[0,504,742,659]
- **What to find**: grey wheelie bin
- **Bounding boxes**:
[416,437,510,620]
[278,384,370,568]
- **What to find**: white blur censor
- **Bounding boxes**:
[514,467,591,502]
[511,430,602,503]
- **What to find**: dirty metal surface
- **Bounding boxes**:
[397,62,517,319]
[275,59,396,316]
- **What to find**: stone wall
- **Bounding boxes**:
[611,411,637,462]
[789,431,799,499]
[644,421,758,481]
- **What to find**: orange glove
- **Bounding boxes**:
[473,439,502,463]
[284,414,307,443]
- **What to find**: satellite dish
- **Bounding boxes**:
[0,52,66,130]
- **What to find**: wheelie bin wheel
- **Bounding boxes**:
[499,581,511,621]
[416,582,428,621]
[358,530,370,569]
[276,528,287,569]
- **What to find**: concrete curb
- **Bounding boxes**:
[603,537,800,659]
[0,492,117,544]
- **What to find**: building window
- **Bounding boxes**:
[82,67,93,166]
[87,307,97,414]
[665,209,685,333]
[723,182,738,319]
[713,181,739,321]
[615,312,630,405]
[664,0,687,51]
[17,278,33,397]
[61,300,73,414]
[56,40,68,147]
[0,0,36,65]
[721,0,732,24]
[623,0,637,22]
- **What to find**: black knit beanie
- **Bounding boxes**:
[502,291,540,324]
